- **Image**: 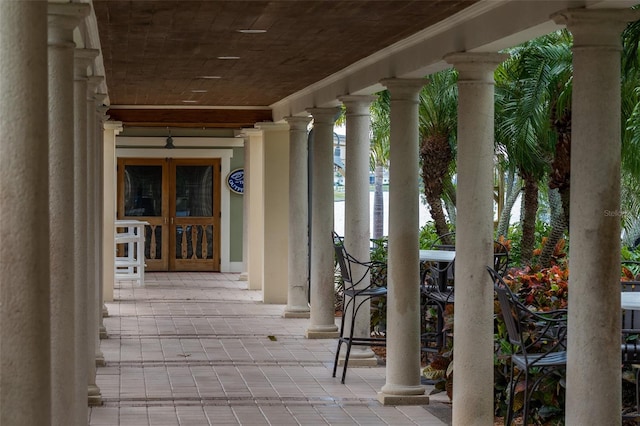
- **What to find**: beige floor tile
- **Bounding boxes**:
[93,273,449,426]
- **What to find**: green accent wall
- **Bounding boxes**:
[229,147,244,262]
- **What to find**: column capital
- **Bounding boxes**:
[74,49,99,79]
[339,95,377,116]
[103,120,123,134]
[87,76,103,96]
[444,52,509,82]
[254,121,289,133]
[48,3,90,47]
[306,106,341,124]
[552,8,640,47]
[283,115,312,132]
[97,105,110,123]
[379,78,425,102]
[95,93,108,106]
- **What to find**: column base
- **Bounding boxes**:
[337,356,379,367]
[88,385,103,406]
[377,392,430,406]
[337,347,379,366]
[96,353,106,367]
[99,325,108,339]
[283,308,310,318]
[238,272,248,281]
[305,325,339,339]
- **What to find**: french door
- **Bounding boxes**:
[117,158,221,272]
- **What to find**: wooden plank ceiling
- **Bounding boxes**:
[93,0,477,128]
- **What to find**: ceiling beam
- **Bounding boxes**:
[107,108,273,128]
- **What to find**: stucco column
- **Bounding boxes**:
[445,52,507,424]
[48,4,89,424]
[339,95,378,365]
[86,75,103,406]
[0,3,50,425]
[283,116,313,318]
[103,120,123,303]
[96,99,110,341]
[239,135,250,282]
[377,79,427,405]
[306,107,341,339]
[75,48,99,415]
[255,123,290,303]
[242,128,264,291]
[552,9,640,425]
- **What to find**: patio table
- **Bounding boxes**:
[420,249,455,291]
[622,292,640,310]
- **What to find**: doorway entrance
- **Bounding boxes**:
[117,158,221,272]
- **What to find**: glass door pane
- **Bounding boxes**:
[123,165,162,216]
[118,159,168,271]
[170,160,220,271]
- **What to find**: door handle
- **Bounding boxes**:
[164,217,168,225]
[171,217,174,225]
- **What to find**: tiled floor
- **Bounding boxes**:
[91,272,451,425]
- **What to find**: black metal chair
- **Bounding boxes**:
[420,234,509,353]
[621,261,640,420]
[489,266,567,426]
[332,232,387,383]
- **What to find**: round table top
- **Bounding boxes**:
[622,292,640,310]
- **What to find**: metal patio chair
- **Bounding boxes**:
[489,266,567,426]
[332,232,387,383]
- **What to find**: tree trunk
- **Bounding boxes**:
[549,110,571,229]
[539,188,567,268]
[420,133,453,239]
[373,164,384,240]
[520,174,539,266]
[496,170,521,239]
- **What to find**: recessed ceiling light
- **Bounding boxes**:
[217,56,240,60]
[197,75,221,79]
[237,29,267,34]
[191,90,208,93]
[182,100,198,103]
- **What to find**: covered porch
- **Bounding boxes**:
[91,272,450,425]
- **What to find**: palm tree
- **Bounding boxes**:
[369,91,390,240]
[620,19,640,247]
[418,69,458,241]
[495,40,554,265]
[495,30,576,266]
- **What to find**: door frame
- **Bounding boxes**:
[115,138,239,272]
[169,158,221,271]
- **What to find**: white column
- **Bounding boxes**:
[377,79,427,404]
[444,52,507,424]
[242,129,264,291]
[74,48,99,415]
[86,75,103,406]
[283,116,312,318]
[0,3,50,425]
[305,107,341,339]
[552,8,639,425]
[103,121,123,303]
[256,122,290,304]
[339,95,378,365]
[239,136,250,282]
[48,4,89,424]
[96,99,110,342]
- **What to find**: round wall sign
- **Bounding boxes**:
[226,168,244,194]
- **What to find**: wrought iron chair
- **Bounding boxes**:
[489,266,567,426]
[332,232,387,383]
[420,234,509,353]
[621,261,640,420]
